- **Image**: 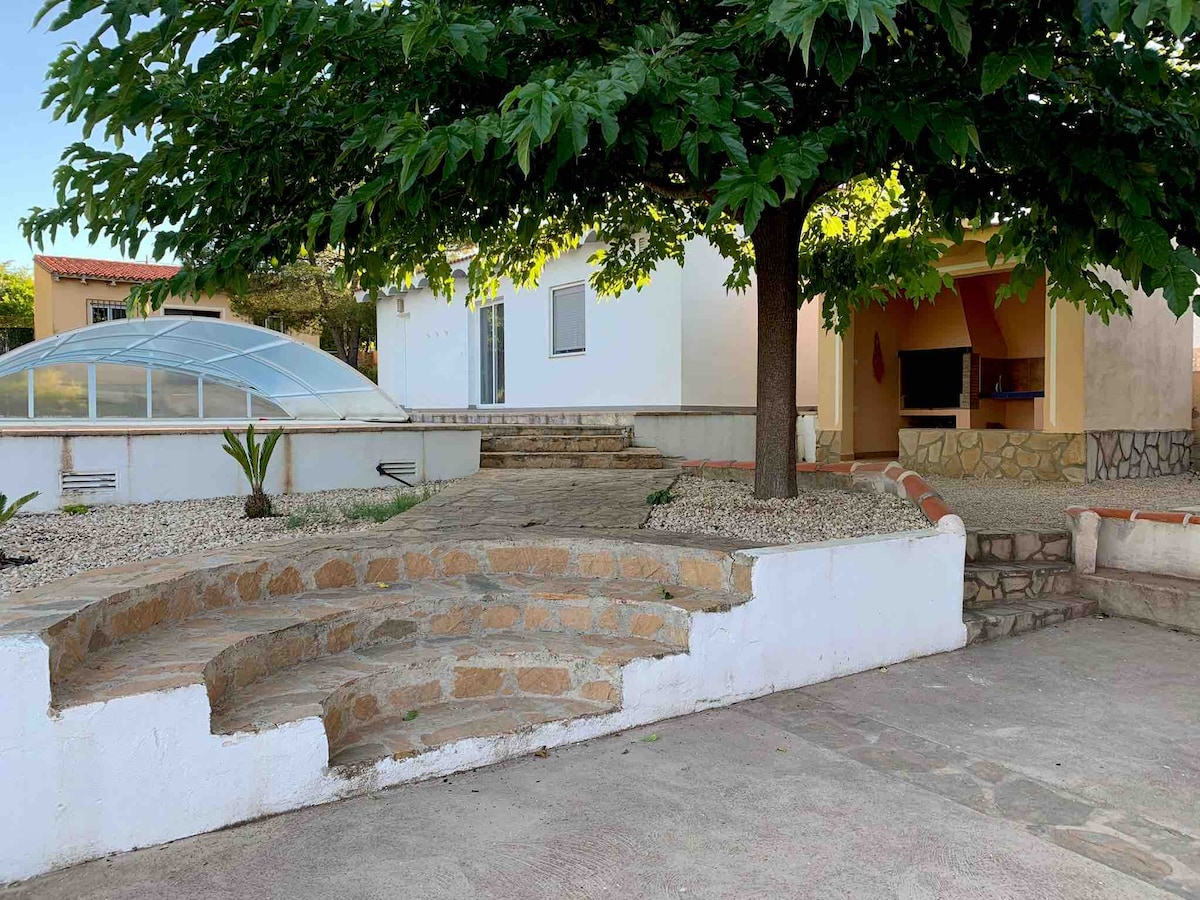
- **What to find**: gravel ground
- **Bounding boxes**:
[930,472,1200,529]
[644,477,929,545]
[0,484,451,597]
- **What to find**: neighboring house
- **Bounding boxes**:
[31,255,318,347]
[816,234,1195,481]
[376,237,818,412]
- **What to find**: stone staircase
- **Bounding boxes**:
[40,540,747,774]
[962,527,1097,644]
[479,425,666,470]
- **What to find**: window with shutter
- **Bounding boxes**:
[551,284,586,355]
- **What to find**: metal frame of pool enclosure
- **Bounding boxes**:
[0,320,482,512]
[0,318,406,422]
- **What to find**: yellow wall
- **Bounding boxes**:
[34,272,245,340]
[1045,297,1085,433]
[33,267,319,347]
[851,301,912,456]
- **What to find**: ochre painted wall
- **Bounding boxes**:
[34,274,244,340]
[851,301,911,456]
[33,269,319,347]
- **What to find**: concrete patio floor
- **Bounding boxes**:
[8,617,1199,899]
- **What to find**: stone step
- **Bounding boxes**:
[963,597,1098,644]
[53,572,743,710]
[330,695,617,768]
[963,560,1076,609]
[480,448,666,470]
[966,529,1072,563]
[481,434,631,453]
[211,629,671,765]
[473,425,634,437]
[1077,568,1200,635]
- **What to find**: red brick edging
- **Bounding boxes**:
[680,460,955,525]
[1066,506,1200,526]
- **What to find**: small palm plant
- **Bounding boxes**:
[221,425,283,518]
[0,491,38,566]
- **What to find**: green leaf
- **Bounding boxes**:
[980,53,1021,94]
[329,195,357,245]
[1161,250,1199,316]
[825,40,859,86]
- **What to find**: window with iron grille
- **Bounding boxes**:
[90,301,128,324]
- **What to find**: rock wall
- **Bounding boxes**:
[1085,430,1193,480]
[899,429,1086,482]
[815,430,842,463]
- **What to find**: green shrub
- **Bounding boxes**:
[646,488,674,506]
[221,424,284,518]
[61,503,90,516]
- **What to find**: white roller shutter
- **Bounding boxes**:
[551,284,586,355]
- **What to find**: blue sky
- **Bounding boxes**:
[0,0,147,268]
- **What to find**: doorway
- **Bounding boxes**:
[479,302,505,405]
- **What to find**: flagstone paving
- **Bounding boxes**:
[7,617,1194,899]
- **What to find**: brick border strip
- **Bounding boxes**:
[680,459,954,525]
[1066,506,1200,526]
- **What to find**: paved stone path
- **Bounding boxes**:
[9,617,1195,899]
[932,472,1200,529]
[394,468,680,532]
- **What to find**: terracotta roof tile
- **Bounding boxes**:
[34,255,181,283]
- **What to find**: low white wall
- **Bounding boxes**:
[1,426,481,513]
[632,412,818,462]
[1082,516,1200,580]
[0,519,965,882]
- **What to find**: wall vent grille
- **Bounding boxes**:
[378,460,418,479]
[61,471,118,493]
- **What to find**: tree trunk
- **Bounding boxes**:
[751,202,803,499]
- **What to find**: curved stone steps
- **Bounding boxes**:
[329,695,617,769]
[210,629,675,762]
[52,573,737,710]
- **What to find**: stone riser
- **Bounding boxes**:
[1078,570,1200,635]
[322,648,628,755]
[481,435,631,453]
[966,530,1072,563]
[963,566,1076,609]
[964,598,1098,644]
[205,594,693,714]
[480,452,664,469]
[33,537,748,688]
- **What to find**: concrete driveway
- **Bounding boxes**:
[8,617,1199,899]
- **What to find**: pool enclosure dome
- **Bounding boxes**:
[0,318,406,421]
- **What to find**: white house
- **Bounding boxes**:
[375,237,819,414]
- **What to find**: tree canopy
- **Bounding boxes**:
[22,0,1200,495]
[0,262,34,330]
[231,253,376,369]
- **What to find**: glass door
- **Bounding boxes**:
[479,302,505,405]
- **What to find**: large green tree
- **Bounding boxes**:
[24,0,1200,497]
[231,253,377,369]
[0,262,34,330]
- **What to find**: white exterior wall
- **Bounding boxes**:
[378,240,826,412]
[376,290,473,409]
[1081,516,1200,581]
[0,519,965,883]
[678,240,819,409]
[0,426,480,513]
[482,249,684,408]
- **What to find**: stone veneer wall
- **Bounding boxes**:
[815,430,842,463]
[1085,430,1193,480]
[899,429,1086,483]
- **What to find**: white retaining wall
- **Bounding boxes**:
[1075,515,1200,580]
[0,517,966,882]
[0,425,480,513]
[632,412,819,462]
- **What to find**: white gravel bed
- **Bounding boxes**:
[644,477,929,545]
[0,483,453,597]
[929,472,1200,529]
